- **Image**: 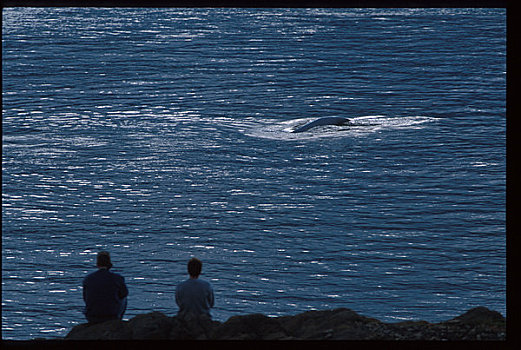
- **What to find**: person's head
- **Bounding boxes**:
[96,251,113,270]
[187,257,202,278]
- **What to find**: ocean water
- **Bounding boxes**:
[2,8,506,340]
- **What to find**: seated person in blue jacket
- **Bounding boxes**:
[82,251,128,324]
[175,257,214,319]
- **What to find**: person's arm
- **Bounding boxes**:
[208,285,214,308]
[82,278,87,302]
[118,275,129,299]
[175,285,181,307]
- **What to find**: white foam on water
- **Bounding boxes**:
[243,115,439,141]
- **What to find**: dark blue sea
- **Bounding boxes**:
[2,8,506,340]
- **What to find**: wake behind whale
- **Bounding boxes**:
[291,116,351,133]
[243,115,438,140]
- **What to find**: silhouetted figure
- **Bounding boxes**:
[175,258,214,319]
[83,251,128,324]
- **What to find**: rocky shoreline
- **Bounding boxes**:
[62,306,506,341]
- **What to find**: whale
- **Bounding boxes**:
[291,116,351,133]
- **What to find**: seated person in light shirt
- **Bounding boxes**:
[175,257,214,319]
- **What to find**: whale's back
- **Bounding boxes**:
[292,117,350,133]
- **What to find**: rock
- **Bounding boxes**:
[211,313,289,340]
[381,307,506,341]
[65,319,132,340]
[278,308,381,340]
[127,312,173,339]
[170,314,221,340]
[385,320,435,340]
[436,306,506,341]
[446,306,505,325]
[63,306,506,341]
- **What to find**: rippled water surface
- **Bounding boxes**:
[2,8,505,340]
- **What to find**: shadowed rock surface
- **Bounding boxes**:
[66,319,132,340]
[210,313,290,340]
[127,311,173,339]
[64,306,505,341]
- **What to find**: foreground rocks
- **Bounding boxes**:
[65,306,505,341]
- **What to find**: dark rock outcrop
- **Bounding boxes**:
[64,306,506,341]
[66,319,132,340]
[277,308,382,340]
[210,313,290,340]
[447,306,505,325]
[127,311,173,339]
[170,313,221,340]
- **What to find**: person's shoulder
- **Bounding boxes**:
[83,269,98,281]
[176,278,191,290]
[198,278,212,288]
[178,278,192,286]
[108,270,125,279]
